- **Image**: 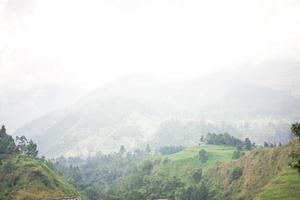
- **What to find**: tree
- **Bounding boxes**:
[0,125,16,156]
[200,136,205,143]
[26,139,38,157]
[291,123,300,141]
[244,138,252,150]
[119,145,126,155]
[264,142,269,147]
[232,149,241,159]
[0,125,7,137]
[16,136,38,157]
[190,168,202,183]
[199,149,208,163]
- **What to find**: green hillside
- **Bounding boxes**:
[157,145,236,179]
[206,140,300,200]
[254,167,300,200]
[0,155,82,200]
[108,140,300,200]
[107,144,237,199]
[0,125,84,200]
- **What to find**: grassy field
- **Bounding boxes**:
[147,144,236,184]
[254,167,300,200]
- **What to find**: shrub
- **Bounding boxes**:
[229,167,243,182]
[199,149,208,163]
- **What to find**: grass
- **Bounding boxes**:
[146,144,236,184]
[205,140,300,200]
[254,167,300,200]
[136,141,300,200]
[0,155,81,200]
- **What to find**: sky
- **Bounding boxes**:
[1,0,300,131]
[1,0,300,90]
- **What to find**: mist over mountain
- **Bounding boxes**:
[15,64,300,157]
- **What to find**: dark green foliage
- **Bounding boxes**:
[159,145,184,155]
[229,167,243,182]
[232,149,243,159]
[54,148,149,200]
[199,149,208,163]
[291,123,300,141]
[264,142,269,147]
[205,133,254,151]
[16,135,38,157]
[288,149,300,174]
[0,125,16,157]
[175,182,208,200]
[0,125,38,159]
[190,168,202,183]
[244,138,252,150]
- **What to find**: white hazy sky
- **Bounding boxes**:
[1,0,300,90]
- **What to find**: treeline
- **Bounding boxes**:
[204,133,255,150]
[53,145,151,200]
[159,145,184,155]
[0,125,38,159]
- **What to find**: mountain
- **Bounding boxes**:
[0,83,85,132]
[15,65,300,157]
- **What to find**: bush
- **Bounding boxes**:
[199,149,208,163]
[229,167,243,182]
[232,149,244,159]
[190,168,202,183]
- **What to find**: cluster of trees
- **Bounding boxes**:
[175,182,208,200]
[105,162,209,200]
[0,125,38,159]
[263,141,282,148]
[159,145,184,155]
[54,145,151,200]
[204,133,254,151]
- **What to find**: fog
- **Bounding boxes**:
[1,0,300,156]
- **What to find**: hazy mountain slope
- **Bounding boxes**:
[0,155,82,200]
[17,97,173,157]
[0,84,85,132]
[16,66,300,157]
